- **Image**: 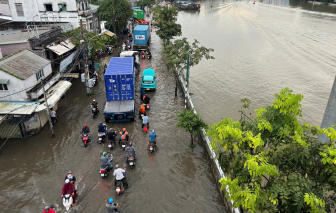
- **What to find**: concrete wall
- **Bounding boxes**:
[7,0,39,22]
[0,3,11,16]
[177,73,240,213]
[0,63,52,101]
[0,42,31,57]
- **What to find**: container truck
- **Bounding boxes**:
[133,9,144,20]
[133,25,151,51]
[104,57,136,122]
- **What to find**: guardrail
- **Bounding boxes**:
[178,74,240,213]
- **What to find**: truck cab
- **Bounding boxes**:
[120,51,140,73]
[141,69,156,91]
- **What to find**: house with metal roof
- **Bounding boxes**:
[0,48,54,101]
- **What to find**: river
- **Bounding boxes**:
[178,0,336,126]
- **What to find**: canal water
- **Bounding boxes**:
[0,15,225,213]
[178,0,336,126]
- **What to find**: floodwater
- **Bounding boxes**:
[177,0,336,126]
[0,14,225,213]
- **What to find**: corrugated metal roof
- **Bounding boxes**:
[35,81,72,112]
[105,57,134,75]
[0,49,50,80]
[0,101,38,115]
[47,39,76,56]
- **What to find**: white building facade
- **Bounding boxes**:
[0,0,99,32]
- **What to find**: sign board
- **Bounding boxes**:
[60,50,79,72]
[94,62,100,71]
[135,35,145,40]
[60,73,79,78]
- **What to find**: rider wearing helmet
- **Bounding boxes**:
[65,170,76,184]
[81,124,91,139]
[139,104,146,117]
[107,128,117,141]
[143,94,150,105]
[62,179,75,205]
[98,122,107,134]
[100,152,113,170]
[125,142,137,164]
[91,99,98,111]
[119,128,129,144]
[42,206,56,213]
[106,198,118,213]
[147,129,157,147]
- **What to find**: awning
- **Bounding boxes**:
[102,30,115,37]
[35,81,72,112]
[0,79,9,84]
[47,39,76,56]
[0,101,39,115]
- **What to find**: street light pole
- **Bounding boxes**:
[41,78,55,138]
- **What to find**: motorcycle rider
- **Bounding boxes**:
[141,50,145,58]
[81,124,91,139]
[62,179,75,205]
[139,104,146,117]
[143,94,150,105]
[119,128,129,144]
[91,99,98,112]
[101,152,113,170]
[125,142,137,164]
[98,122,107,134]
[106,198,118,213]
[147,129,157,147]
[107,128,117,141]
[65,170,76,184]
[113,164,128,189]
[42,206,56,213]
[142,112,149,129]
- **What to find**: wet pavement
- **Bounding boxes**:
[0,16,225,213]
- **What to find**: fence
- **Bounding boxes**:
[177,74,240,213]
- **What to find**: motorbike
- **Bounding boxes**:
[108,47,113,54]
[145,103,150,110]
[98,132,106,144]
[63,194,73,211]
[141,52,145,59]
[115,180,124,195]
[92,71,98,87]
[82,133,90,148]
[128,156,135,169]
[120,140,127,151]
[92,107,98,118]
[147,53,151,59]
[108,138,115,150]
[149,142,156,153]
[117,51,121,57]
[100,152,113,177]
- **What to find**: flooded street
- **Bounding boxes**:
[1,0,336,212]
[0,15,225,213]
[179,0,336,125]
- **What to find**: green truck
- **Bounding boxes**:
[133,9,144,20]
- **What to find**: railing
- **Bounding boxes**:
[177,74,240,213]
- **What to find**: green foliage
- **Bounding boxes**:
[177,109,208,146]
[61,27,116,59]
[207,88,336,213]
[97,0,132,33]
[137,0,155,8]
[163,37,215,73]
[153,5,181,41]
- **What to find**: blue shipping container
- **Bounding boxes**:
[133,25,150,45]
[104,57,135,101]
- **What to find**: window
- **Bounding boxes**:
[15,3,24,16]
[36,69,44,81]
[89,22,93,30]
[0,84,8,90]
[45,4,53,11]
[58,4,67,12]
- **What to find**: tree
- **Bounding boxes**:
[137,0,155,8]
[163,38,214,97]
[97,0,132,34]
[61,27,116,59]
[207,88,336,213]
[177,109,208,147]
[153,5,181,42]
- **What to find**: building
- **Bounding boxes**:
[0,48,72,138]
[0,0,99,32]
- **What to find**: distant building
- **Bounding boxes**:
[0,0,99,32]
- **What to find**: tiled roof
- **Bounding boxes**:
[0,49,50,80]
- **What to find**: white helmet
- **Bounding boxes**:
[65,179,70,184]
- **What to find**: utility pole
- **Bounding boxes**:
[41,78,55,138]
[80,19,91,95]
[112,0,117,36]
[185,54,190,109]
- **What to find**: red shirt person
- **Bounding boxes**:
[42,206,56,213]
[62,179,75,205]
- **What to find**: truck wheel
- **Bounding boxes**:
[130,118,135,122]
[105,118,109,123]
